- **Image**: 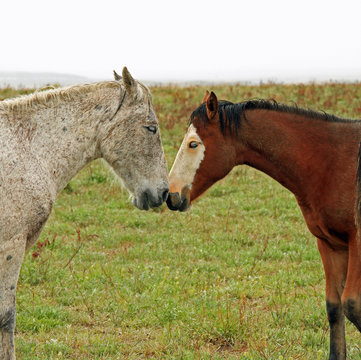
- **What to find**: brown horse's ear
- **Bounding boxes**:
[202,90,210,103]
[206,91,218,120]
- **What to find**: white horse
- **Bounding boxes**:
[0,67,169,359]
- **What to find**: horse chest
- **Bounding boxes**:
[0,153,55,246]
[299,204,352,249]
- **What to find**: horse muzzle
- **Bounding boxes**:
[134,187,169,210]
[166,186,191,212]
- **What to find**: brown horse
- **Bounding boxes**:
[167,91,361,360]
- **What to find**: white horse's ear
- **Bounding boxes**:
[113,70,122,81]
[122,67,136,91]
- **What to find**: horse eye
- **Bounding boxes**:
[189,141,198,149]
[145,125,157,134]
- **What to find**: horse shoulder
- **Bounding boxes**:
[0,143,55,248]
[296,193,353,250]
[19,165,55,249]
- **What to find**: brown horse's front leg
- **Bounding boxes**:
[317,239,348,360]
[326,302,346,360]
[342,238,361,333]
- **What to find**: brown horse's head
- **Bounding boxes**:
[167,91,237,211]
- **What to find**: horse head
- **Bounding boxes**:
[167,91,235,211]
[99,67,169,210]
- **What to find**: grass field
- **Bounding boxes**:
[2,82,361,359]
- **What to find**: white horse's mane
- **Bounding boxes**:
[0,81,122,114]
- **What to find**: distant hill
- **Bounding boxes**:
[2,71,361,89]
[0,72,95,88]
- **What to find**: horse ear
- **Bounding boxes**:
[202,90,210,103]
[113,70,122,81]
[206,91,218,120]
[122,66,136,91]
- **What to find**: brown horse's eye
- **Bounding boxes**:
[189,141,198,149]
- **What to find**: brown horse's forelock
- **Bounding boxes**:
[189,99,355,136]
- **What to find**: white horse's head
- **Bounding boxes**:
[99,67,168,210]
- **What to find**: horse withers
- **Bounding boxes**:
[0,67,169,359]
[167,91,361,360]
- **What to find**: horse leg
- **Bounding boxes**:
[0,233,26,360]
[317,239,348,360]
[341,237,361,332]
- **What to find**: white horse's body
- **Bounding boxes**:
[0,68,168,359]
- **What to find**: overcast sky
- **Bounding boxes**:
[1,0,361,83]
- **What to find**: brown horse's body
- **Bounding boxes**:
[167,92,361,360]
[242,109,358,247]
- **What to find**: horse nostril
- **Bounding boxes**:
[166,192,182,210]
[162,189,169,202]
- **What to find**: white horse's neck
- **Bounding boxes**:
[7,83,122,195]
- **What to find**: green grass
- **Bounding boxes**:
[2,83,361,359]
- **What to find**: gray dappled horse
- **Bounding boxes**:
[0,67,169,359]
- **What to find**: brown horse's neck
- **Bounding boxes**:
[234,109,360,200]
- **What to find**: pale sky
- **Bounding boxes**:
[2,0,361,83]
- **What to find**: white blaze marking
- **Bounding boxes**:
[169,124,205,190]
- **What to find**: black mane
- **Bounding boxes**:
[190,99,354,135]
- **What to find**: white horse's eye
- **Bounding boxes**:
[189,141,198,149]
[144,125,157,134]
